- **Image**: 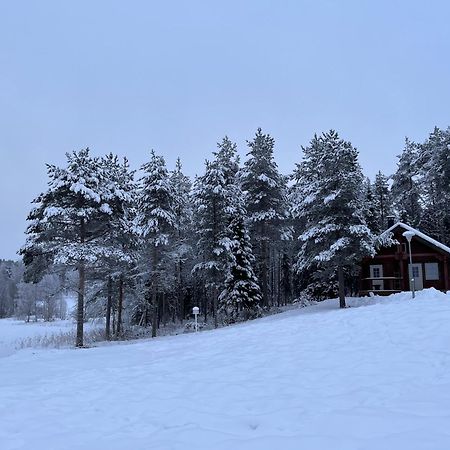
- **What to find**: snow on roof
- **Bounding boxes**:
[380,222,450,255]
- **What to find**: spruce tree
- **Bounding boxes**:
[219,184,262,323]
[170,158,193,321]
[241,128,287,307]
[293,130,375,308]
[192,137,239,326]
[137,150,177,336]
[100,153,137,338]
[418,127,450,244]
[363,177,378,233]
[391,138,422,227]
[372,171,393,232]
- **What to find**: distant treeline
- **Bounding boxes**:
[0,259,67,321]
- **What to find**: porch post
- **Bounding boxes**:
[444,257,449,292]
[399,258,405,291]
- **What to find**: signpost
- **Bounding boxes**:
[192,306,199,332]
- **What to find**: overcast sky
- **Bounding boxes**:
[1,0,449,260]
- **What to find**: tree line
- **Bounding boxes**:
[0,259,68,321]
[15,126,450,346]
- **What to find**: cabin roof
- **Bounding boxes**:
[380,222,450,255]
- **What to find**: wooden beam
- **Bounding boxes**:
[366,253,445,261]
[444,257,449,291]
[400,258,406,291]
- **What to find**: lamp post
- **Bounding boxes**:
[192,306,199,332]
[402,230,415,299]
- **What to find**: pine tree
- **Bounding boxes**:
[293,130,375,308]
[100,153,137,338]
[20,148,116,346]
[219,184,262,323]
[372,171,393,232]
[192,137,239,327]
[170,158,193,321]
[137,150,177,336]
[418,127,450,244]
[241,128,287,307]
[391,138,422,227]
[362,177,378,233]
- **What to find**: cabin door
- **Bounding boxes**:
[370,264,384,291]
[409,263,423,291]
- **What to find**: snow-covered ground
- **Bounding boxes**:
[2,289,450,450]
[0,318,101,357]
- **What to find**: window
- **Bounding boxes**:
[370,265,384,290]
[425,263,439,281]
[402,243,407,253]
[412,266,420,278]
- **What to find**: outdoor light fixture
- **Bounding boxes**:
[192,306,200,332]
[402,230,416,299]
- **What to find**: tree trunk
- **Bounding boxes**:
[116,275,124,337]
[177,260,183,322]
[162,293,167,326]
[151,245,158,338]
[105,276,112,340]
[203,285,207,322]
[338,265,346,309]
[261,246,268,307]
[76,217,86,348]
[151,296,158,338]
[213,285,218,329]
[112,307,117,335]
[76,261,85,347]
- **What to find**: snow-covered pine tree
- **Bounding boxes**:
[241,128,287,307]
[372,171,393,233]
[417,127,450,244]
[218,183,262,323]
[391,138,422,227]
[137,150,177,337]
[100,153,138,338]
[290,134,333,300]
[20,148,116,346]
[170,158,193,321]
[362,177,378,233]
[192,137,239,327]
[293,130,375,308]
[277,187,295,306]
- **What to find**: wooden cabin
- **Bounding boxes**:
[360,222,450,296]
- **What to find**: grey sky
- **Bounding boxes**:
[1,0,449,260]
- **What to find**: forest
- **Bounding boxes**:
[2,125,449,346]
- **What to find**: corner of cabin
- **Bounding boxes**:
[360,222,450,296]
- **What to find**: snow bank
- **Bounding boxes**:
[1,289,450,449]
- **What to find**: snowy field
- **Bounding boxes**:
[2,289,450,450]
[0,318,101,357]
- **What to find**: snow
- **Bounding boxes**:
[2,289,450,449]
[323,191,339,204]
[69,181,101,203]
[99,203,112,214]
[0,318,100,358]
